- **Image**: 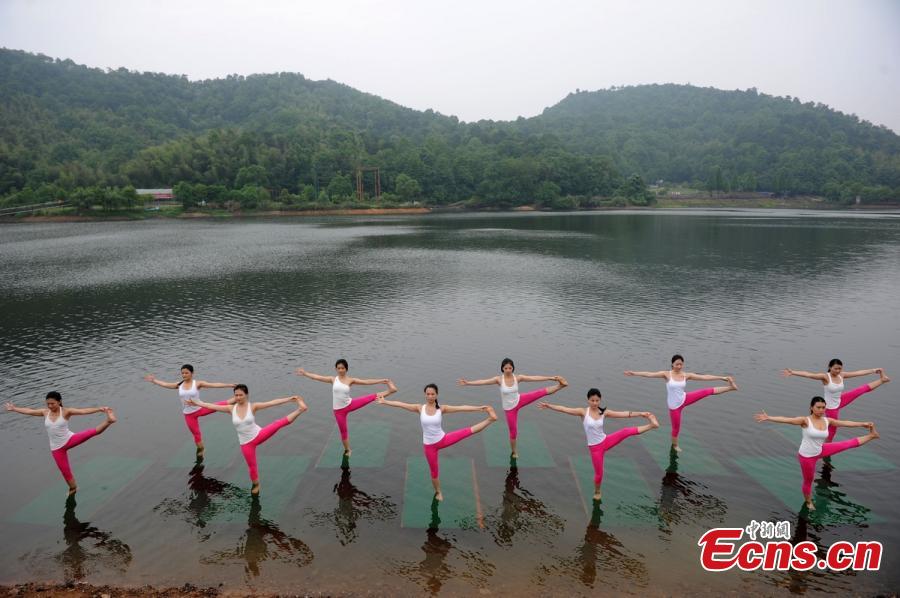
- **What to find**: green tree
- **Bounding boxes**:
[394,173,422,201]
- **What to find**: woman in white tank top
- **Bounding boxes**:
[624,354,737,452]
[185,384,308,496]
[5,390,116,495]
[377,382,497,501]
[296,358,394,457]
[782,359,889,442]
[458,357,567,459]
[143,363,237,457]
[755,396,879,511]
[539,387,659,500]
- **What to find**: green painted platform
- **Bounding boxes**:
[316,421,391,468]
[167,418,237,468]
[734,455,882,524]
[401,457,481,529]
[210,456,311,523]
[484,420,554,467]
[639,429,727,475]
[771,427,895,471]
[12,456,151,526]
[569,455,657,527]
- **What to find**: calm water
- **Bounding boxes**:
[0,210,898,595]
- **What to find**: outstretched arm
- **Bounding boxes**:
[781,369,826,381]
[63,406,108,416]
[4,402,45,417]
[516,374,562,383]
[686,372,730,382]
[754,412,806,425]
[252,395,301,411]
[441,404,491,414]
[457,376,499,386]
[841,368,881,379]
[197,380,237,389]
[294,368,333,384]
[538,402,585,417]
[623,370,668,379]
[375,397,421,413]
[604,409,651,419]
[184,398,231,413]
[143,374,180,389]
[830,418,874,429]
[349,377,390,386]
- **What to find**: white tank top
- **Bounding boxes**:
[232,404,261,445]
[583,410,607,446]
[798,416,829,457]
[45,410,74,450]
[178,380,201,415]
[666,374,687,409]
[823,373,844,410]
[499,375,520,411]
[332,377,352,410]
[420,404,445,445]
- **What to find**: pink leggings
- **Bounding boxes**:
[333,394,378,441]
[824,383,874,442]
[240,417,291,482]
[798,437,861,496]
[589,427,639,486]
[51,428,100,483]
[184,400,231,444]
[669,387,716,438]
[504,388,549,439]
[423,427,474,479]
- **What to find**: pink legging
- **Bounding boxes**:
[51,428,100,482]
[333,394,378,440]
[589,427,639,486]
[184,400,231,444]
[423,427,474,479]
[798,437,861,496]
[669,387,716,438]
[240,417,291,482]
[824,383,874,442]
[504,388,549,439]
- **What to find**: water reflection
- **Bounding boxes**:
[656,448,728,533]
[153,460,245,539]
[389,499,494,595]
[20,496,132,582]
[305,456,398,545]
[488,465,564,546]
[201,496,313,580]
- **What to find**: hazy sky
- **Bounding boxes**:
[1,0,898,131]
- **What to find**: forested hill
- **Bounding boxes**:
[524,84,900,199]
[1,48,898,209]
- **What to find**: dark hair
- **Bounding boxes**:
[671,354,684,365]
[178,364,194,389]
[500,357,515,373]
[809,396,826,413]
[424,383,440,409]
[827,358,843,370]
[335,359,349,370]
[586,388,606,414]
[234,384,249,395]
[45,391,62,404]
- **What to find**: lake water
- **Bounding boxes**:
[0,210,898,595]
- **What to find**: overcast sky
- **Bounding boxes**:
[1,0,898,132]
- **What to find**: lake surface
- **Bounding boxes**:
[0,210,898,595]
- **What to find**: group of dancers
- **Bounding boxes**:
[4,355,890,510]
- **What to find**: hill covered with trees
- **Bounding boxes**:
[1,48,897,211]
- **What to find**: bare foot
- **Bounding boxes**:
[344,448,352,457]
[196,444,205,459]
[727,376,738,391]
[67,484,77,496]
[434,492,443,502]
[251,482,260,496]
[557,376,568,388]
[672,443,682,453]
[511,451,519,459]
[805,499,815,511]
[104,407,117,423]
[295,396,307,411]
[647,413,659,428]
[593,492,602,500]
[486,406,497,421]
[870,425,880,440]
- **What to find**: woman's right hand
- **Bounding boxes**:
[623,371,634,376]
[143,374,155,382]
[294,368,306,377]
[457,379,467,386]
[754,411,769,422]
[4,402,14,411]
[781,369,793,377]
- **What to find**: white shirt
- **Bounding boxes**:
[583,410,607,446]
[420,404,445,445]
[332,377,352,410]
[666,374,687,410]
[178,380,201,415]
[823,373,844,410]
[232,404,261,445]
[798,416,829,457]
[45,410,74,450]
[499,375,520,411]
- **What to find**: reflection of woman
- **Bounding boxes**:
[187,385,307,495]
[143,365,236,457]
[296,359,393,456]
[60,496,132,581]
[624,354,736,451]
[377,383,496,501]
[540,388,658,500]
[782,360,889,441]
[458,358,567,458]
[755,396,879,510]
[5,392,116,495]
